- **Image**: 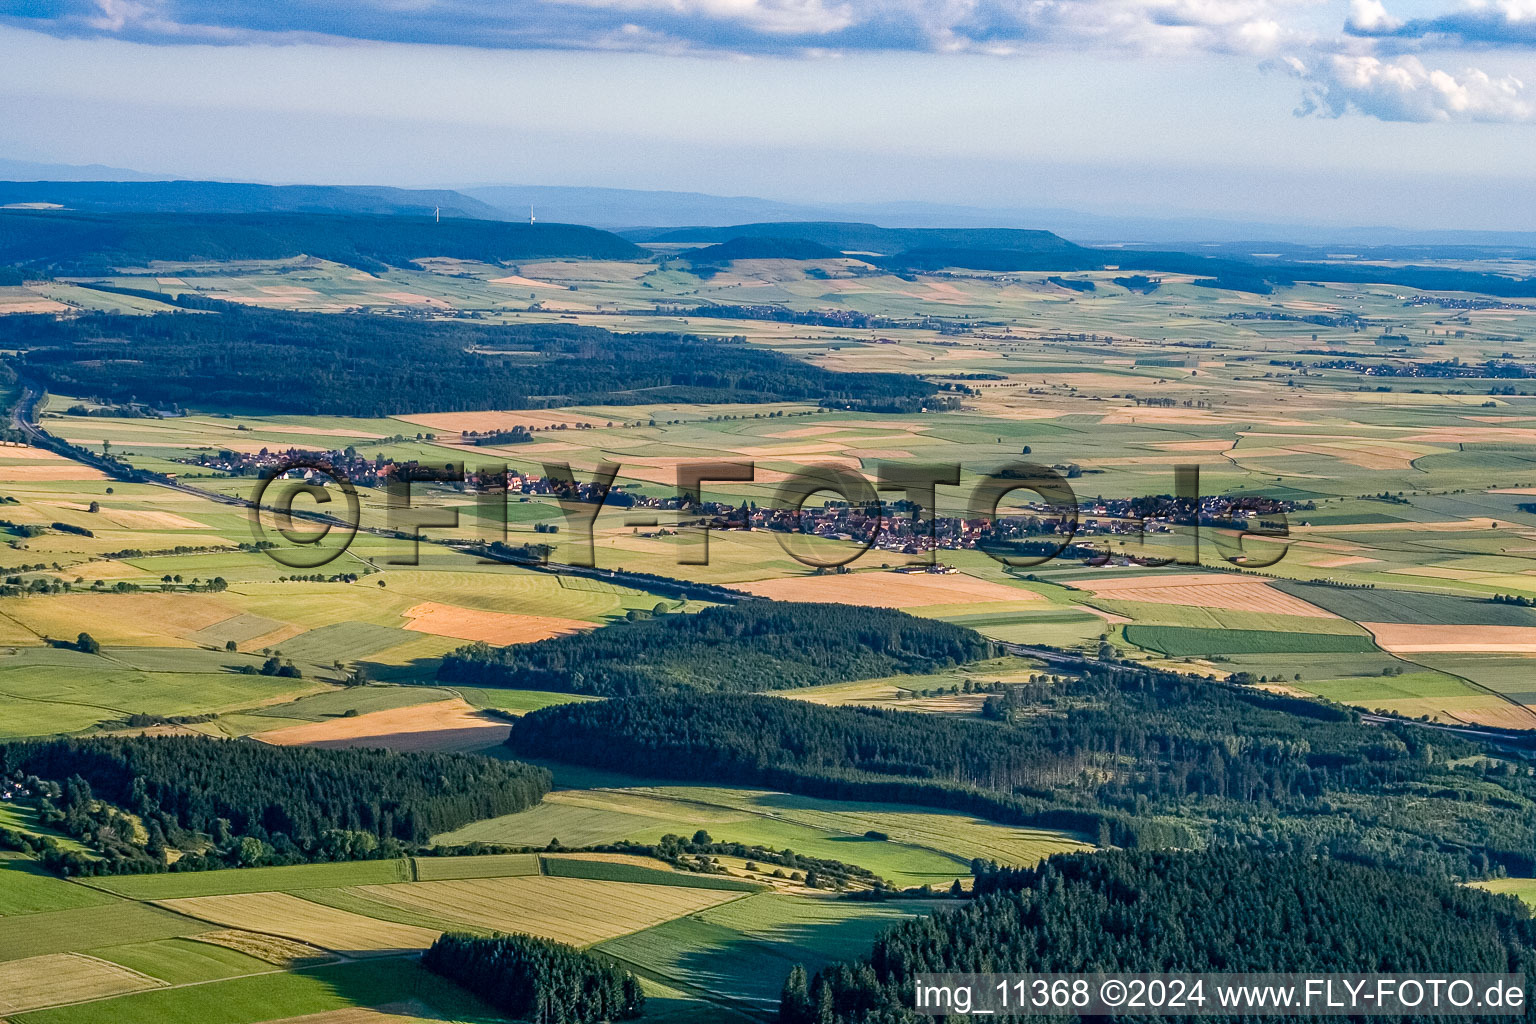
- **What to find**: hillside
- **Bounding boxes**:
[686,236,844,263]
[649,221,1083,256]
[509,664,1536,875]
[0,209,641,274]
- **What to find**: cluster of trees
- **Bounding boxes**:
[422,933,644,1024]
[441,602,994,696]
[12,306,937,417]
[511,662,1536,876]
[784,848,1536,1024]
[0,736,551,875]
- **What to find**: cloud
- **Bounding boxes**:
[1345,0,1536,47]
[0,0,1311,56]
[1286,52,1535,120]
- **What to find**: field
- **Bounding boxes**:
[153,893,440,956]
[346,875,744,946]
[1124,625,1378,657]
[252,698,511,752]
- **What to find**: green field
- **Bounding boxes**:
[1124,625,1379,657]
[0,854,119,916]
[543,857,762,891]
[86,858,411,899]
[91,937,275,986]
[0,902,206,961]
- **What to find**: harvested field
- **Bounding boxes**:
[733,571,1037,608]
[0,952,162,1014]
[99,508,207,530]
[156,892,440,956]
[1364,623,1536,653]
[402,601,588,644]
[1071,573,1336,617]
[191,929,336,967]
[352,875,742,947]
[0,463,109,481]
[254,698,510,753]
[259,1004,445,1024]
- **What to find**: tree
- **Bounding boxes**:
[780,965,811,1024]
[225,640,238,652]
[76,632,100,655]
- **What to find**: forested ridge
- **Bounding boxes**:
[7,306,938,416]
[0,736,551,875]
[439,602,994,696]
[423,932,644,1024]
[0,209,640,274]
[510,665,1536,876]
[785,848,1536,1024]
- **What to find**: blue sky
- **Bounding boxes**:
[1,0,1534,229]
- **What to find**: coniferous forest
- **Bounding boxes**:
[510,664,1536,876]
[0,736,551,875]
[440,602,995,695]
[784,848,1536,1024]
[423,932,645,1024]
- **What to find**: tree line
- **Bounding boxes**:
[784,848,1536,1024]
[509,662,1536,877]
[0,736,551,875]
[440,602,995,696]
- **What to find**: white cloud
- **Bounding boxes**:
[1290,52,1535,121]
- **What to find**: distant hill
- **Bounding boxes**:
[686,236,844,263]
[0,159,161,183]
[0,180,504,219]
[0,209,642,273]
[464,184,841,230]
[645,221,1083,256]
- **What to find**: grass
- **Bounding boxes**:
[542,857,761,891]
[410,852,542,880]
[0,902,206,961]
[1124,625,1378,657]
[0,854,120,916]
[1469,878,1536,908]
[10,957,491,1024]
[87,859,410,900]
[91,937,274,985]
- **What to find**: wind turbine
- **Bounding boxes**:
[434,206,440,223]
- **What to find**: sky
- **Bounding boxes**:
[1,0,1534,230]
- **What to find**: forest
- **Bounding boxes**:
[0,209,641,274]
[423,932,644,1024]
[510,663,1536,876]
[0,736,551,875]
[785,848,1536,1024]
[7,305,937,416]
[438,601,995,696]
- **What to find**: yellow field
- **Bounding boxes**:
[1071,573,1336,617]
[402,601,589,644]
[191,929,335,966]
[254,698,511,753]
[0,952,162,1014]
[351,875,742,946]
[155,892,441,955]
[1364,622,1536,653]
